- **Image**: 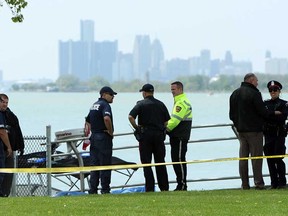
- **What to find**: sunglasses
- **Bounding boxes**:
[107,93,114,97]
[269,88,279,92]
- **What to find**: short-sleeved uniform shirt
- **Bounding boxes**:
[86,98,114,133]
[129,96,170,130]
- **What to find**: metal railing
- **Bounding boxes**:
[16,123,271,196]
[44,123,240,195]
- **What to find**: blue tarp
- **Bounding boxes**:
[111,186,146,194]
[53,191,87,197]
[53,186,146,197]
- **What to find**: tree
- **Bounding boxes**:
[86,76,110,91]
[1,0,28,22]
[56,75,80,91]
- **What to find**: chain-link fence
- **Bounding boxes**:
[15,135,47,197]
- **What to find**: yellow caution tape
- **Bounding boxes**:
[0,154,286,173]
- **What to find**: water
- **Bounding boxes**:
[7,91,286,191]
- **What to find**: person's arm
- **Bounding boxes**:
[0,128,12,157]
[128,115,138,130]
[254,93,280,117]
[84,121,91,137]
[166,101,187,132]
[103,116,113,138]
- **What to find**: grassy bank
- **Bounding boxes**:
[1,189,288,215]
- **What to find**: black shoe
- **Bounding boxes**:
[255,185,266,190]
[174,185,187,191]
[269,185,278,189]
[242,186,250,190]
[88,190,98,194]
[101,191,110,194]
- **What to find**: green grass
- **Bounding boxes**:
[1,189,288,215]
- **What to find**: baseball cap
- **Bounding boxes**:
[139,84,154,92]
[99,86,117,95]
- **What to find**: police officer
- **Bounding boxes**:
[166,81,192,191]
[264,80,288,189]
[0,94,24,197]
[85,86,117,194]
[128,83,170,192]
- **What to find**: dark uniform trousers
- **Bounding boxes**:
[89,133,112,194]
[170,137,188,189]
[0,142,5,196]
[264,135,286,187]
[139,129,169,192]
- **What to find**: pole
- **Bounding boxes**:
[46,125,52,196]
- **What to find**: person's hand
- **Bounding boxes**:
[166,129,171,136]
[104,130,114,139]
[275,111,282,115]
[18,149,24,156]
[6,148,12,157]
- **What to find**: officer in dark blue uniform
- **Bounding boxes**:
[85,86,117,194]
[263,80,288,189]
[128,84,170,192]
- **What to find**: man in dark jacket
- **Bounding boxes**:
[229,73,280,190]
[0,94,24,197]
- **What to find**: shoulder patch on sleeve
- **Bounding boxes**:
[176,106,182,112]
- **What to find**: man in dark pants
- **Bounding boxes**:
[0,97,12,197]
[166,81,192,191]
[129,83,170,192]
[229,73,281,190]
[85,86,117,194]
[0,93,24,197]
[263,80,288,189]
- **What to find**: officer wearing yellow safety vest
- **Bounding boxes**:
[166,81,192,191]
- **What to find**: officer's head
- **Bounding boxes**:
[139,84,154,98]
[171,81,183,97]
[267,80,282,99]
[99,86,117,103]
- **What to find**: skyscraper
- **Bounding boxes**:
[59,20,118,81]
[199,49,211,76]
[133,35,151,81]
[150,39,165,80]
[80,20,94,42]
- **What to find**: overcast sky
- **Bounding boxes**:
[0,0,287,81]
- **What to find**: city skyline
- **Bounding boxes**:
[59,20,253,82]
[1,0,288,81]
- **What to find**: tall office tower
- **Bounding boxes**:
[224,50,233,65]
[199,49,211,76]
[58,40,90,81]
[58,40,72,76]
[90,40,118,81]
[133,35,151,81]
[150,39,164,80]
[117,52,133,81]
[80,20,94,42]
